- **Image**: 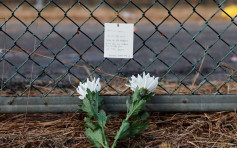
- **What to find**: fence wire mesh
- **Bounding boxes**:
[0,0,237,97]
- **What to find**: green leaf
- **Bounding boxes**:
[93,93,99,113]
[127,120,149,138]
[85,128,105,148]
[131,87,140,102]
[84,117,96,130]
[115,120,149,140]
[140,111,149,121]
[98,95,103,108]
[85,89,93,101]
[87,138,101,148]
[132,99,147,116]
[114,120,130,141]
[112,87,153,147]
[139,88,147,96]
[126,99,130,113]
[125,99,146,120]
[79,89,109,148]
[141,92,153,101]
[81,98,94,117]
[97,110,117,128]
[97,110,107,127]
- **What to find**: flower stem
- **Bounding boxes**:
[112,89,151,148]
[111,120,128,148]
[101,126,109,148]
[111,111,132,148]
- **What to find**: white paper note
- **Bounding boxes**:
[104,23,134,59]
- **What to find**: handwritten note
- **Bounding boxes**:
[104,23,134,59]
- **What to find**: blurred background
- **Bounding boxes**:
[0,0,237,96]
[1,0,237,5]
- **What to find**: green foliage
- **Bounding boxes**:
[79,89,103,118]
[79,87,153,148]
[114,120,130,141]
[84,117,96,130]
[86,128,107,148]
[112,87,153,148]
[79,90,110,148]
[97,110,108,128]
[125,119,149,139]
[80,98,94,117]
[139,111,149,121]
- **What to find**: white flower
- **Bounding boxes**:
[126,72,158,93]
[76,78,101,100]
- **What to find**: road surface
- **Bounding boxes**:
[0,21,236,86]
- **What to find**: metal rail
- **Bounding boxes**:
[1,95,237,113]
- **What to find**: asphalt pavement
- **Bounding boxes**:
[0,21,236,86]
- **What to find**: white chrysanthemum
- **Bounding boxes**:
[126,72,158,93]
[76,78,101,100]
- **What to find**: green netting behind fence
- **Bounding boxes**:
[0,0,237,96]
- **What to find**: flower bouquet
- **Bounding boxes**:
[77,73,159,148]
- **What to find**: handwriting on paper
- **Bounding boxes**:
[104,23,134,59]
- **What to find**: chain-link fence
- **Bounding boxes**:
[0,0,237,97]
